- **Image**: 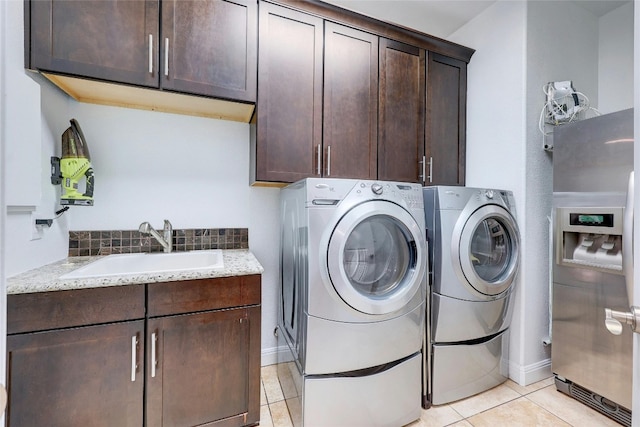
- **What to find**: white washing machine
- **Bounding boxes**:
[423,186,520,406]
[278,178,428,427]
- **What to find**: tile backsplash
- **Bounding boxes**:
[69,228,249,257]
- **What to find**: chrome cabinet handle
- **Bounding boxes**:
[164,38,169,77]
[427,156,433,183]
[327,145,331,176]
[316,145,321,175]
[130,335,138,382]
[151,332,157,378]
[148,34,153,74]
[419,156,426,183]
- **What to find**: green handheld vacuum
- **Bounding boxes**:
[51,119,95,206]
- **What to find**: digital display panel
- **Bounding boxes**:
[569,213,614,227]
[578,215,604,224]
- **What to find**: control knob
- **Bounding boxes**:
[485,189,494,199]
[371,183,383,195]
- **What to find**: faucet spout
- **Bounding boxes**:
[139,220,173,253]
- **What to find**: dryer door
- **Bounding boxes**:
[327,200,427,315]
[453,204,520,297]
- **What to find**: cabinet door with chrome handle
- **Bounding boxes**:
[29,0,159,88]
[323,22,378,180]
[146,308,253,427]
[6,320,145,427]
[160,0,257,102]
[377,38,425,183]
[426,53,467,186]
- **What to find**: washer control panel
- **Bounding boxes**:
[354,181,423,210]
[306,179,424,210]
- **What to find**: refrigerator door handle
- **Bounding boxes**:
[605,307,640,335]
[623,171,634,303]
[606,171,637,337]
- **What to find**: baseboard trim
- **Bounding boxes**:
[261,345,293,367]
[509,358,552,386]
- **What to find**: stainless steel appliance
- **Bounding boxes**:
[277,178,428,427]
[552,108,633,426]
[423,186,520,406]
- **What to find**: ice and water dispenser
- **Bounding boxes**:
[556,207,624,273]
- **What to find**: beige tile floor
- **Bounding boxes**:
[259,364,623,427]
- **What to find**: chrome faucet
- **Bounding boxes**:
[139,219,173,253]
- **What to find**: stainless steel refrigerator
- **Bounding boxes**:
[552,108,633,426]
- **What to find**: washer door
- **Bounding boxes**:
[453,204,520,297]
[327,201,426,315]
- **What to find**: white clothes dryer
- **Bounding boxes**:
[423,186,520,407]
[278,178,427,427]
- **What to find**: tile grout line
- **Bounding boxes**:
[522,393,576,427]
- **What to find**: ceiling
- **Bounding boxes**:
[323,0,631,39]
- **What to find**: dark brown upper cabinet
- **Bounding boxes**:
[377,38,426,183]
[323,23,378,180]
[28,0,159,88]
[251,0,473,186]
[26,0,257,103]
[252,2,324,183]
[161,0,257,102]
[426,52,467,186]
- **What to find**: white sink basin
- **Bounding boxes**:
[60,250,224,280]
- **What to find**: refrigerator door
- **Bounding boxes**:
[552,108,635,417]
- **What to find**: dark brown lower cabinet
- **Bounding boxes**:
[7,320,145,427]
[6,275,261,427]
[146,306,261,427]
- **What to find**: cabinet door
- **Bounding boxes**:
[426,53,467,186]
[161,0,257,102]
[377,38,425,183]
[253,3,323,183]
[146,306,260,427]
[29,0,159,87]
[323,23,378,179]
[6,320,144,427]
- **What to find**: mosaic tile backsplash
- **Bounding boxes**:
[68,228,249,257]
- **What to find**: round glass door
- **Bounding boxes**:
[327,201,426,315]
[343,216,411,297]
[456,205,520,297]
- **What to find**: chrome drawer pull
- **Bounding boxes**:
[151,332,158,378]
[130,335,138,382]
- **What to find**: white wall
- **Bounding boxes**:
[3,0,70,277]
[598,1,634,114]
[66,103,282,361]
[449,0,533,384]
[524,0,598,379]
[0,0,8,408]
[450,0,601,385]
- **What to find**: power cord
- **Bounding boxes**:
[538,81,600,150]
[35,206,70,228]
[55,206,70,217]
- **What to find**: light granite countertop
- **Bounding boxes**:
[7,249,264,295]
